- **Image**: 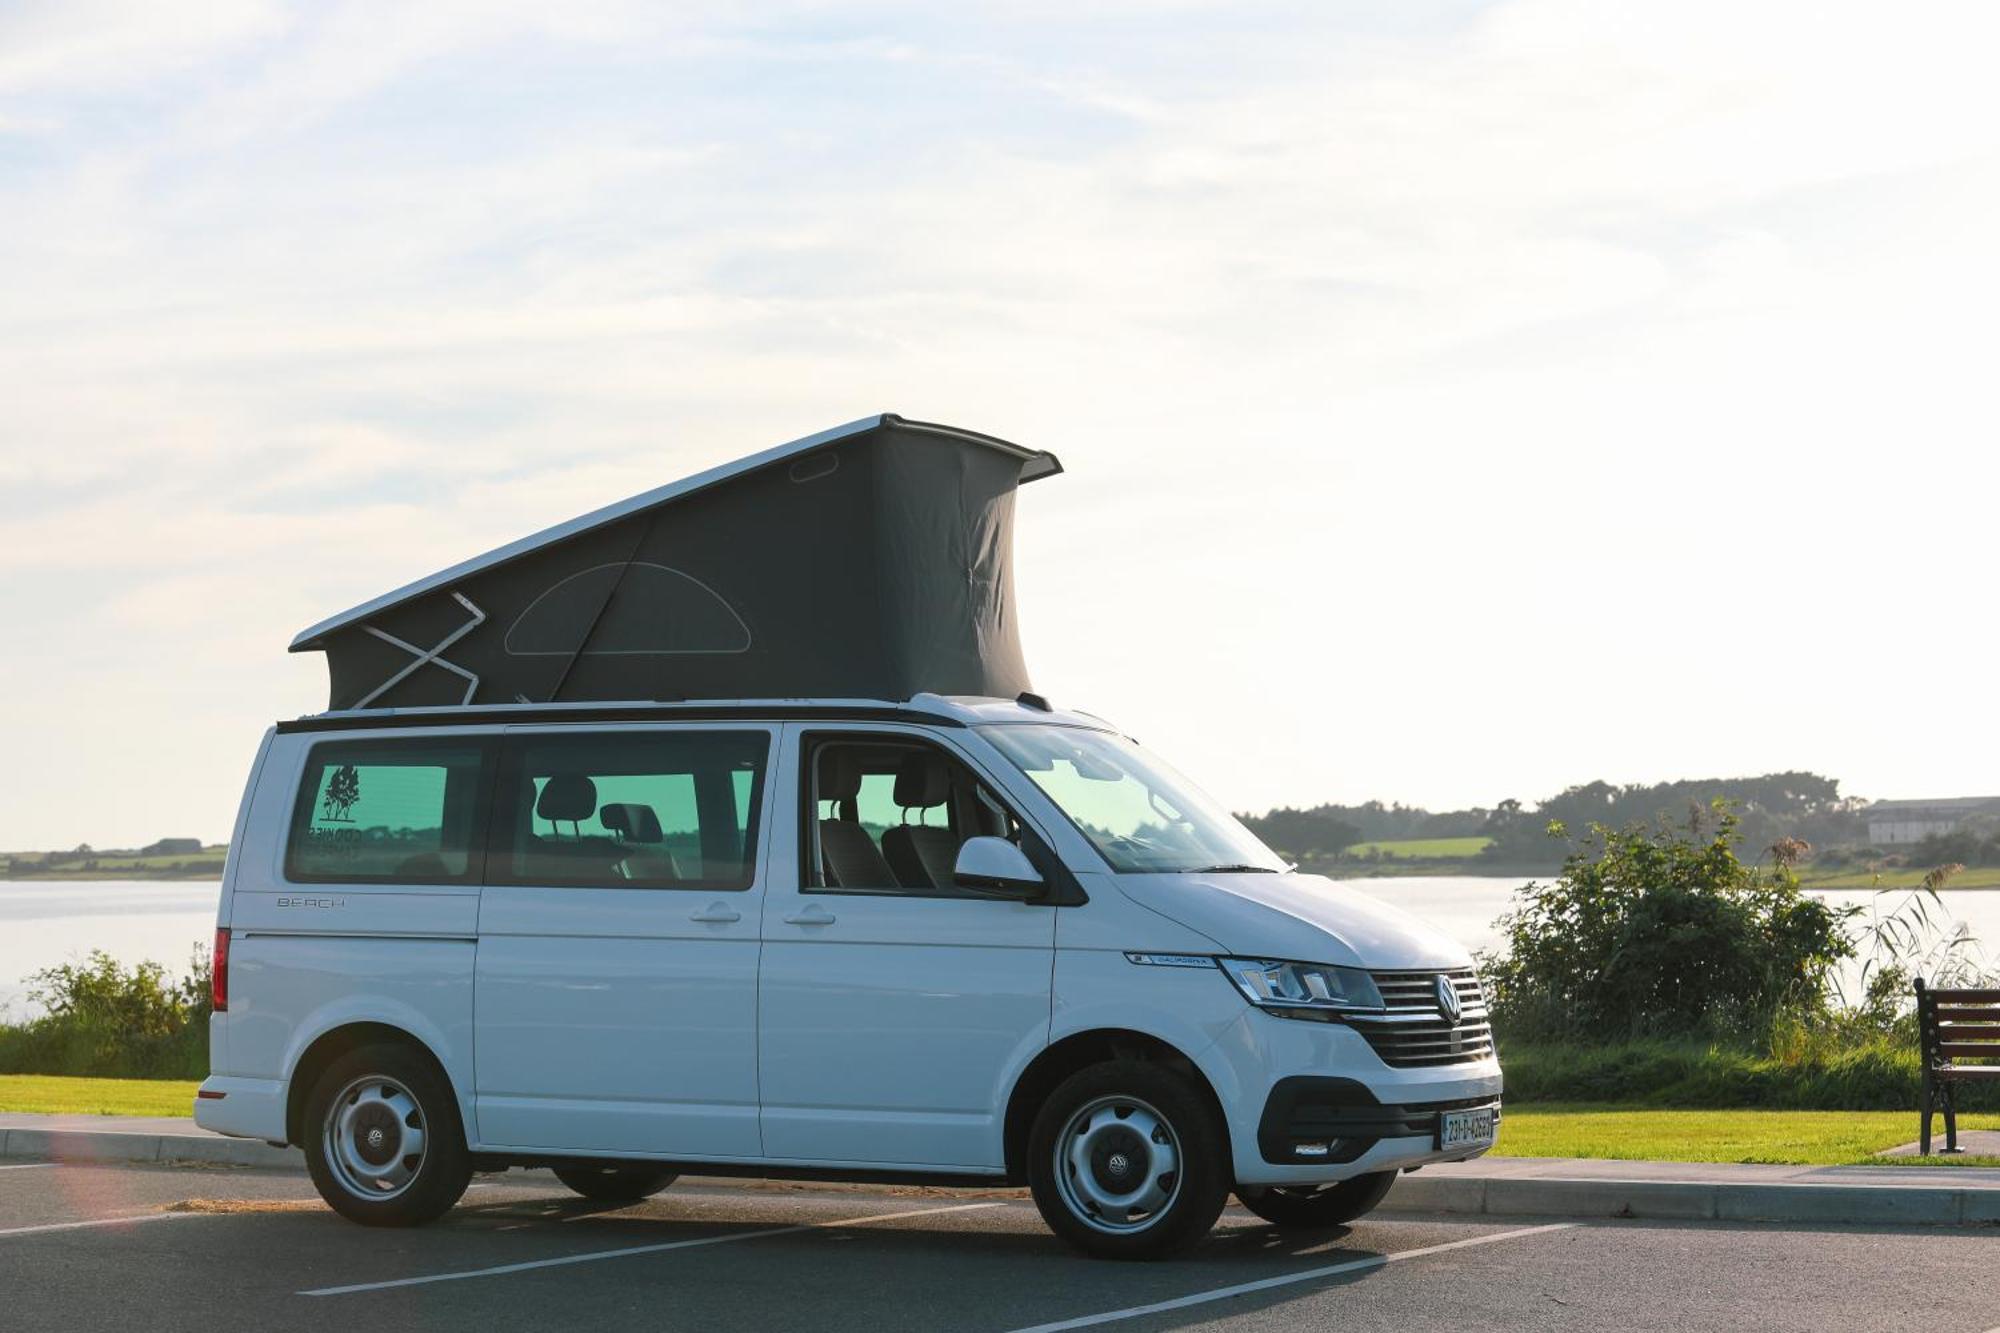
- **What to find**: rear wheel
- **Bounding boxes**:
[303,1043,470,1227]
[1027,1060,1230,1260]
[553,1165,680,1203]
[1236,1171,1396,1229]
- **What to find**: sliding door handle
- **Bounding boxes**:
[689,902,742,924]
[783,903,837,926]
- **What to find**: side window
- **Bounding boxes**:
[286,740,489,883]
[806,736,1020,895]
[495,730,769,890]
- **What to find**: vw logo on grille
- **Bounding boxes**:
[1435,974,1463,1022]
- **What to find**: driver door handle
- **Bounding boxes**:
[784,903,837,926]
[689,902,741,924]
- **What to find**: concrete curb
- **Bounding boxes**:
[1381,1172,2000,1227]
[5,1129,1996,1226]
[0,1126,298,1170]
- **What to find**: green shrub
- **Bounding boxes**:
[0,949,209,1079]
[1481,806,1853,1044]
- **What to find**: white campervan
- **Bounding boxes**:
[196,419,1500,1259]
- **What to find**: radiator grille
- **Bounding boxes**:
[1350,969,1493,1068]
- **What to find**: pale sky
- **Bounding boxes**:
[3,0,1997,851]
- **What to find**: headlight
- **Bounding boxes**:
[1218,957,1385,1020]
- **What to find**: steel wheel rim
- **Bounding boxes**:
[323,1074,428,1201]
[1052,1094,1183,1235]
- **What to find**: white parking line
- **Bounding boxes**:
[0,1212,203,1240]
[0,1163,59,1171]
[1004,1222,1579,1333]
[300,1199,1006,1296]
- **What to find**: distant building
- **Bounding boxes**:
[140,837,204,857]
[1865,798,2000,846]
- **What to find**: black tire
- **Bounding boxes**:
[553,1165,680,1203]
[1237,1171,1396,1229]
[1027,1059,1230,1260]
[302,1042,471,1227]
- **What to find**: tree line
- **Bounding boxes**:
[1240,770,1869,864]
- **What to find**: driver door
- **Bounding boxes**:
[756,724,1057,1168]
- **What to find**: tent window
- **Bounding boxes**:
[285,741,490,884]
[494,730,769,890]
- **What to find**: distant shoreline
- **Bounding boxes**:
[3,871,224,883]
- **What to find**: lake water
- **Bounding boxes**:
[4,876,1996,1018]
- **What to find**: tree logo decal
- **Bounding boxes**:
[320,765,361,823]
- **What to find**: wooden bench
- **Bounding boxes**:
[1914,978,2000,1154]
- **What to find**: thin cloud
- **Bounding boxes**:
[2,0,1997,846]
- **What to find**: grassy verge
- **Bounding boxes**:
[2,1075,1995,1171]
[0,1074,200,1117]
[1497,1039,2000,1112]
[1345,836,1495,859]
[1500,1103,2000,1166]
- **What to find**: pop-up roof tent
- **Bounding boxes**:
[290,414,1062,711]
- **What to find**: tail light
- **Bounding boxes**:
[212,927,230,1012]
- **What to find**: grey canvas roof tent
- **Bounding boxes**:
[291,414,1062,711]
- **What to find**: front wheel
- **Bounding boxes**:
[553,1165,679,1203]
[1237,1172,1396,1229]
[303,1043,471,1227]
[1027,1060,1230,1260]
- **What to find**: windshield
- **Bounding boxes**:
[979,724,1289,874]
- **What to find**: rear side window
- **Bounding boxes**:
[286,740,491,883]
[492,730,769,890]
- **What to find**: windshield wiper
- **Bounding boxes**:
[1183,863,1280,874]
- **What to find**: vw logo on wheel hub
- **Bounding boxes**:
[1435,974,1462,1022]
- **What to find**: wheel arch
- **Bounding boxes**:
[284,1020,462,1147]
[1001,1028,1230,1185]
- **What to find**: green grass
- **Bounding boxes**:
[1348,836,1494,859]
[1500,1103,2000,1165]
[0,1074,199,1117]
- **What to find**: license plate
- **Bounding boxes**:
[1439,1107,1496,1151]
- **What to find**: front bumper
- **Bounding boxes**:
[1204,1009,1502,1185]
[1257,1075,1499,1165]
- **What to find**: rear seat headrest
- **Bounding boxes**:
[893,752,950,809]
[537,773,598,822]
[600,802,664,844]
[818,750,864,802]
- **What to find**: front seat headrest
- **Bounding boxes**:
[600,802,664,844]
[537,773,598,823]
[818,751,864,803]
[893,753,950,809]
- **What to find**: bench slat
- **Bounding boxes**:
[1927,988,2000,1003]
[1935,1064,2000,1079]
[1937,1043,2000,1060]
[1936,1025,2000,1041]
[1935,1006,2000,1022]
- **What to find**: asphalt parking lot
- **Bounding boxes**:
[4,1160,1998,1333]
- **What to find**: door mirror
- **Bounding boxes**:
[953,836,1045,900]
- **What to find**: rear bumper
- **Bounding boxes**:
[192,1076,288,1144]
